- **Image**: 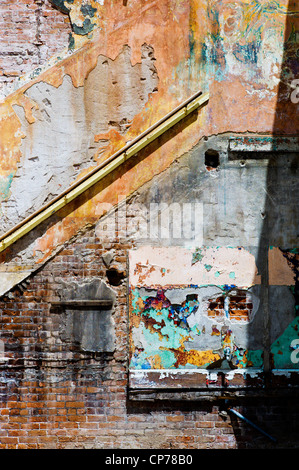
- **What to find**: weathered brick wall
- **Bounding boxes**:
[0,0,298,451]
[0,223,299,449]
[0,0,71,96]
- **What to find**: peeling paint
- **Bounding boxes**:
[0,0,298,303]
[129,247,264,371]
[129,246,261,289]
[129,246,299,372]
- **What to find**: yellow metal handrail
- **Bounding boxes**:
[0,91,209,253]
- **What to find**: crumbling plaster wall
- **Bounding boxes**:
[0,0,298,297]
[2,44,158,233]
[0,0,298,449]
[122,134,298,375]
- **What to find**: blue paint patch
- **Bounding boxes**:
[232,42,260,64]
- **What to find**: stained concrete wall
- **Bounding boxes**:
[0,0,298,449]
[124,134,299,379]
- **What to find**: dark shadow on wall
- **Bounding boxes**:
[258,0,299,375]
[229,0,299,448]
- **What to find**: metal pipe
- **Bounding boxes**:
[228,407,277,443]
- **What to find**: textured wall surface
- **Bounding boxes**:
[0,0,298,450]
[0,0,298,294]
[126,139,299,381]
[0,0,72,98]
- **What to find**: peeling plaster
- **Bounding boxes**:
[129,246,261,289]
[0,0,298,296]
[129,246,299,371]
[0,44,158,235]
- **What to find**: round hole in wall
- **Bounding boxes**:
[106,267,126,286]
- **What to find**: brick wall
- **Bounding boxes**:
[208,290,252,322]
[0,0,71,96]
[0,222,299,449]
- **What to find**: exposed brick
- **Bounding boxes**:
[0,218,297,449]
[0,0,72,96]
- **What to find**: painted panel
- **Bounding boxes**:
[129,246,299,380]
[269,247,299,369]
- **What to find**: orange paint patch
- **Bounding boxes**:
[162,346,220,368]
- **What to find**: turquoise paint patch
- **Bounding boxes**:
[271,317,299,369]
[214,271,220,278]
[0,173,14,201]
[50,0,71,14]
[72,18,95,35]
[68,33,75,50]
[158,349,177,369]
[229,272,236,279]
[130,288,200,369]
[204,264,212,272]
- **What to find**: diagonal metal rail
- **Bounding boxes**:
[0,90,209,253]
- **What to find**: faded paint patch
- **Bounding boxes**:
[129,246,261,289]
[129,246,264,370]
[0,44,158,236]
[129,246,299,371]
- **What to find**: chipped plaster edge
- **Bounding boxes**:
[0,271,32,297]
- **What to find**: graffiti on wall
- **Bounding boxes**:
[129,246,299,373]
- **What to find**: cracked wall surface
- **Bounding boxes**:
[0,0,298,450]
[1,43,158,234]
[0,0,297,298]
[0,0,298,368]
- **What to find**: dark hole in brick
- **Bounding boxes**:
[106,267,125,286]
[205,149,220,169]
